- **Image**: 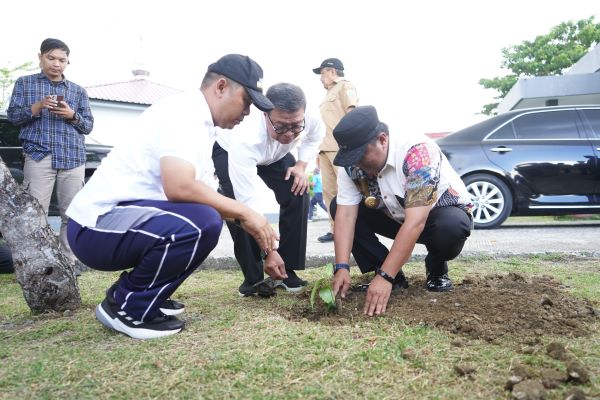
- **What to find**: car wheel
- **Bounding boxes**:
[462,174,512,229]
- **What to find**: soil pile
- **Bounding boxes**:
[284,272,599,342]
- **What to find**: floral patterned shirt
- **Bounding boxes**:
[337,134,472,223]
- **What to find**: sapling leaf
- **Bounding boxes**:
[310,263,338,310]
[310,278,326,309]
[319,285,337,310]
[325,262,334,275]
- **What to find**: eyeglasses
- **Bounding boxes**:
[267,113,305,135]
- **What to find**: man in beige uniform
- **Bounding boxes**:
[312,58,358,242]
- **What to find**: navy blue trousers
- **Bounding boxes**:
[67,200,222,321]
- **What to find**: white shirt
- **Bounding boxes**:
[215,109,325,210]
[67,90,217,227]
[337,133,472,224]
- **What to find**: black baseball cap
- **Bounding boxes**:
[333,106,381,167]
[312,58,344,74]
[207,54,274,112]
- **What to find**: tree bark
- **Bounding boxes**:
[0,156,81,312]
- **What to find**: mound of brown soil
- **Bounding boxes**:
[281,272,599,342]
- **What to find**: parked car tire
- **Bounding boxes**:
[463,174,513,229]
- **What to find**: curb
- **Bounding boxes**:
[199,250,600,270]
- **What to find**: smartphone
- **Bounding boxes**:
[56,95,65,108]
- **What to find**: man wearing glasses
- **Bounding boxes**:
[213,83,325,296]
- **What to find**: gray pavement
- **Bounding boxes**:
[204,217,600,269]
[49,216,598,270]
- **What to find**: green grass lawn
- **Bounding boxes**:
[0,255,598,399]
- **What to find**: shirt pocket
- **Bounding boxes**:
[320,94,338,113]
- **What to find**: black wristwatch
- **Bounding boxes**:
[375,268,395,284]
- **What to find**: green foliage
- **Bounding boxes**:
[0,61,36,110]
[309,263,337,311]
[479,16,600,115]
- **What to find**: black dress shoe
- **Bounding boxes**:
[426,274,453,292]
[317,232,334,243]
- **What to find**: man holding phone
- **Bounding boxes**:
[7,38,94,271]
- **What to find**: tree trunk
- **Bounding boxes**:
[0,156,81,312]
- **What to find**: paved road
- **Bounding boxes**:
[49,216,597,269]
[205,218,600,269]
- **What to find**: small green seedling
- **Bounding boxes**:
[310,263,337,311]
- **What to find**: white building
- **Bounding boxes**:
[86,69,182,145]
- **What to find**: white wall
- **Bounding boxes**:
[87,101,147,146]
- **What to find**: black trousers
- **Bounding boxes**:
[212,143,309,284]
[330,197,471,277]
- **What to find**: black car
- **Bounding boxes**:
[437,105,600,229]
[0,111,112,216]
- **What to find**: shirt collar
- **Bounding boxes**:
[36,71,69,87]
[381,133,396,172]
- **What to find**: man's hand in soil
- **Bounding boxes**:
[332,269,351,299]
[363,275,392,316]
[263,250,287,280]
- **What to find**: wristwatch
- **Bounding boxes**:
[375,268,395,284]
[333,263,350,273]
[260,249,270,260]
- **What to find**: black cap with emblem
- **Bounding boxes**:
[207,54,273,112]
[333,105,381,167]
[312,58,344,74]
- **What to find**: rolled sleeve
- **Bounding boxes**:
[229,142,262,210]
[6,78,32,125]
[71,87,94,134]
[336,166,362,205]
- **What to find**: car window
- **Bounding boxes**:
[512,110,580,140]
[580,109,600,138]
[488,123,516,139]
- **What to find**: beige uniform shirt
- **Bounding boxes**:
[319,78,358,151]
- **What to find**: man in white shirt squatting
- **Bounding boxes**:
[212,82,325,296]
[66,54,282,339]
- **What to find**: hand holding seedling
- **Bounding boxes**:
[332,269,351,299]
